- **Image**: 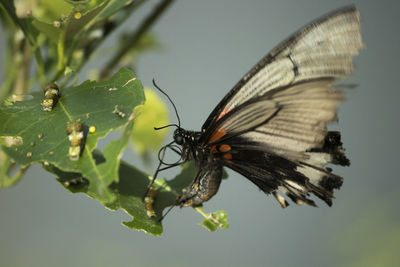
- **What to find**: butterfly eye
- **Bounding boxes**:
[173,128,184,145]
[174,133,184,145]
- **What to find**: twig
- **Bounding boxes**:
[13,38,32,96]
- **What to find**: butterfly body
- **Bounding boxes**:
[173,128,224,207]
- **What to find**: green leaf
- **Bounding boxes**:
[31,0,109,43]
[0,68,144,202]
[64,0,110,42]
[117,162,198,235]
[195,207,230,232]
[34,0,73,23]
[32,19,62,43]
[48,159,229,235]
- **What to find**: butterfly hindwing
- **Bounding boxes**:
[214,131,347,207]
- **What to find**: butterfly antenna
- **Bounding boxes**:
[154,124,179,131]
[152,79,181,128]
[145,142,169,197]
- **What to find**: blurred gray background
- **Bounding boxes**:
[1,0,399,266]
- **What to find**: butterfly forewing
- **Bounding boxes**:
[201,5,362,137]
[206,98,280,144]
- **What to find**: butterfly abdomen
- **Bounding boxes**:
[176,157,223,207]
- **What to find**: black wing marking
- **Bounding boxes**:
[220,132,347,207]
[202,5,362,134]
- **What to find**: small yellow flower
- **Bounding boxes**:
[74,12,82,19]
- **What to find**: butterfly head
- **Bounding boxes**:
[173,128,184,145]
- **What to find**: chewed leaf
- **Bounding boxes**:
[195,207,229,232]
[47,157,228,235]
[0,68,144,202]
[113,162,198,235]
[48,159,198,235]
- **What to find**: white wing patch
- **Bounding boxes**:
[213,99,278,136]
[222,8,362,116]
[239,80,342,159]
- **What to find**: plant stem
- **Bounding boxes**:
[0,149,29,188]
[0,39,18,100]
[194,206,209,218]
[99,0,175,79]
[51,31,67,82]
[13,39,32,96]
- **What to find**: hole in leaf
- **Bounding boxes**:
[1,136,23,147]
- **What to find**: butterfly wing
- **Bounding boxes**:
[200,6,363,207]
[201,5,362,139]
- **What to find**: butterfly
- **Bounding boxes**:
[147,5,363,215]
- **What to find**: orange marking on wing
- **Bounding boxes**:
[211,145,217,154]
[209,129,227,143]
[216,107,231,121]
[223,153,232,160]
[219,144,231,152]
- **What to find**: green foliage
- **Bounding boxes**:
[32,0,109,43]
[0,0,229,235]
[109,162,198,235]
[47,160,198,235]
[0,68,144,202]
[195,207,230,232]
[0,149,27,188]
